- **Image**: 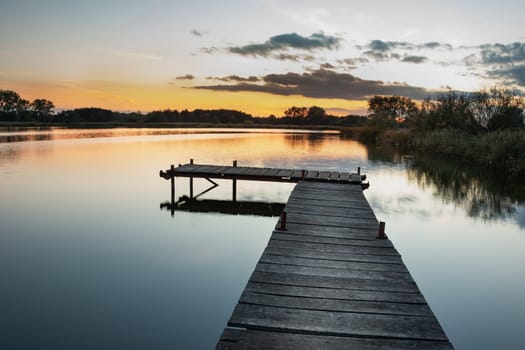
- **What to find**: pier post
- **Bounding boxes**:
[189,159,194,199]
[232,160,237,202]
[170,164,175,216]
[302,170,305,180]
[377,221,386,239]
[358,167,361,175]
[278,211,287,231]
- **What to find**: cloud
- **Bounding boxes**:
[363,50,389,61]
[479,42,525,64]
[206,75,260,82]
[200,47,219,54]
[359,40,454,63]
[337,57,369,69]
[227,32,341,57]
[194,69,431,100]
[320,63,336,70]
[190,29,207,37]
[419,42,453,50]
[402,55,428,64]
[175,74,195,80]
[364,40,413,52]
[488,64,525,86]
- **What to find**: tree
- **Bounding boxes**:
[284,106,308,119]
[470,87,524,131]
[0,89,29,113]
[30,99,55,121]
[306,106,326,124]
[368,95,417,127]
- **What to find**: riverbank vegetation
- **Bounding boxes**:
[360,88,524,177]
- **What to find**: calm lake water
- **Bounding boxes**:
[1,127,524,349]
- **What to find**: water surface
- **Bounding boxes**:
[1,128,524,349]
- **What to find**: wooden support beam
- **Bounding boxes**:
[377,221,387,239]
[233,160,237,202]
[170,164,175,216]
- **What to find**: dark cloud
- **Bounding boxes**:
[488,64,525,86]
[273,53,301,61]
[369,40,391,52]
[402,55,428,64]
[206,75,260,83]
[272,53,317,62]
[366,40,412,52]
[228,32,341,57]
[194,69,431,100]
[480,42,525,64]
[360,40,454,63]
[190,29,206,37]
[175,74,195,80]
[363,50,389,61]
[419,42,453,50]
[320,63,336,70]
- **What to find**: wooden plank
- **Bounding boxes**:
[228,304,449,341]
[339,172,350,182]
[290,170,306,180]
[291,188,366,201]
[275,169,294,177]
[285,202,376,215]
[286,210,378,226]
[297,180,362,191]
[246,280,422,303]
[316,171,331,180]
[289,194,373,207]
[222,167,245,175]
[268,238,399,256]
[246,168,272,176]
[249,271,420,294]
[217,328,454,350]
[239,291,433,317]
[304,171,319,179]
[264,169,283,177]
[259,253,406,272]
[272,226,379,241]
[267,239,400,257]
[282,222,379,238]
[271,232,393,248]
[284,200,377,214]
[284,204,377,221]
[264,247,403,265]
[329,172,340,180]
[286,214,378,230]
[256,263,414,283]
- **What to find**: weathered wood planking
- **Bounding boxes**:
[216,181,453,349]
[217,328,454,350]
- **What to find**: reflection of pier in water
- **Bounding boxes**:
[159,160,453,349]
[160,197,285,217]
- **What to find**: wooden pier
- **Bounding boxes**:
[159,162,453,349]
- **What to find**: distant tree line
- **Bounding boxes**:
[0,89,367,126]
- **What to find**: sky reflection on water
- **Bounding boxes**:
[0,128,524,350]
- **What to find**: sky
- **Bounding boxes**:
[1,0,524,116]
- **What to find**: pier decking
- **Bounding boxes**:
[159,163,453,349]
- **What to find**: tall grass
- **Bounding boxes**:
[414,129,525,177]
